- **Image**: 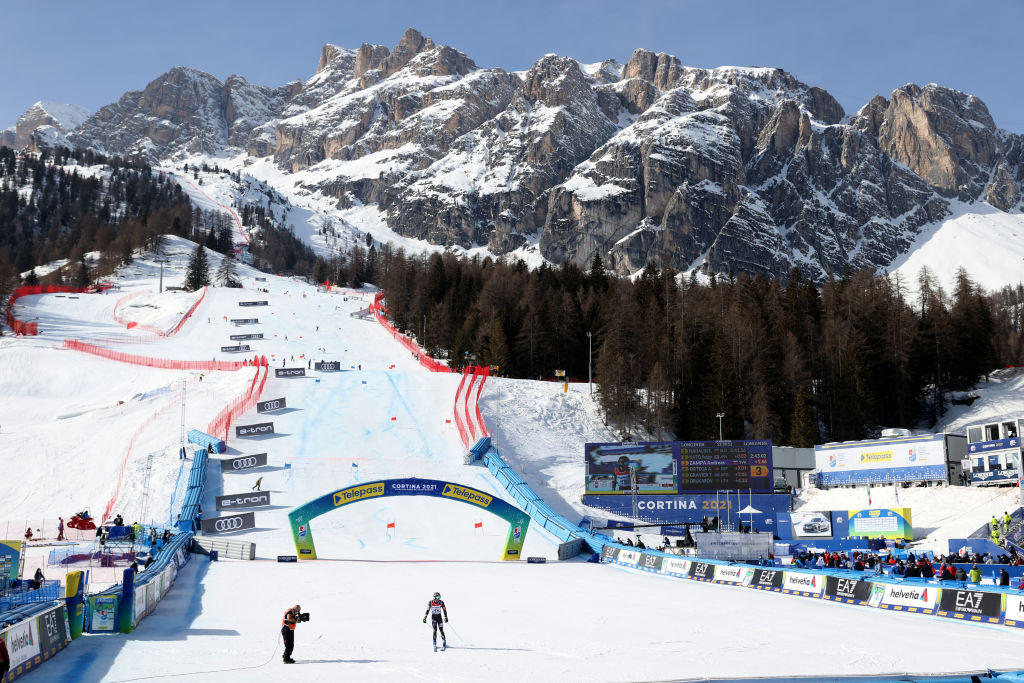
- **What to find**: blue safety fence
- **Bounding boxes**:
[0,579,62,612]
[0,599,60,630]
[187,428,225,454]
[177,448,209,531]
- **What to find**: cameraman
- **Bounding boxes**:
[281,604,307,664]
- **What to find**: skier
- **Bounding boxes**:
[613,455,633,492]
[252,476,263,491]
[423,591,448,650]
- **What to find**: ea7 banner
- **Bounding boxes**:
[937,588,1003,622]
[824,576,873,603]
[275,368,305,378]
[257,397,286,413]
[689,560,715,580]
[216,491,271,510]
[600,545,620,563]
[220,453,268,472]
[637,552,663,572]
[200,512,256,534]
[749,568,784,590]
[235,422,274,437]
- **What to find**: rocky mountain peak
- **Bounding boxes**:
[623,49,682,91]
[353,28,438,82]
[317,44,354,74]
[7,100,90,150]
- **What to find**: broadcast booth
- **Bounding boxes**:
[964,418,1024,487]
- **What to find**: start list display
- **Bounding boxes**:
[586,440,773,494]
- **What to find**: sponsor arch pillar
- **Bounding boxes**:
[287,478,530,561]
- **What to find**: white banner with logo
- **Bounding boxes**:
[783,571,824,596]
[3,618,40,669]
[712,565,747,584]
[660,558,690,576]
[134,584,147,625]
[878,583,936,611]
[616,549,640,566]
[1004,594,1024,627]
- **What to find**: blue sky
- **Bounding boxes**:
[2,0,1021,133]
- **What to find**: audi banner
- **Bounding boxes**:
[825,576,873,603]
[216,491,271,510]
[220,344,251,353]
[257,397,286,413]
[938,588,1003,619]
[230,333,264,341]
[235,422,274,437]
[238,301,269,307]
[314,361,341,371]
[230,318,259,325]
[200,512,256,534]
[220,453,268,472]
[275,368,305,378]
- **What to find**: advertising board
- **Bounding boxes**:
[712,565,748,584]
[200,512,256,534]
[582,493,789,529]
[230,333,264,341]
[1004,594,1024,628]
[815,434,947,486]
[220,345,251,353]
[824,576,873,604]
[937,588,1003,622]
[235,422,274,437]
[90,595,117,631]
[790,510,833,538]
[971,469,1019,484]
[4,618,39,668]
[782,572,823,596]
[616,549,640,566]
[314,361,341,371]
[230,318,259,325]
[660,557,690,576]
[134,585,147,624]
[37,605,69,651]
[875,584,936,612]
[238,301,269,306]
[600,545,620,563]
[637,552,663,572]
[257,397,286,413]
[847,508,913,540]
[749,568,784,590]
[220,453,268,472]
[689,560,715,580]
[216,491,271,510]
[275,368,305,377]
[968,437,1020,453]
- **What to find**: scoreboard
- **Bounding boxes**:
[586,440,773,495]
[677,441,772,491]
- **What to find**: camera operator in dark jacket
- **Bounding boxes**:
[281,604,309,663]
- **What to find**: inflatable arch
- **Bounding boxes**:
[287,478,531,561]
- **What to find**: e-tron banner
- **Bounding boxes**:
[200,512,255,534]
[314,361,341,371]
[238,301,269,306]
[937,588,1003,621]
[230,318,259,325]
[824,576,873,603]
[220,453,268,472]
[257,398,286,413]
[235,422,274,437]
[220,345,251,353]
[275,368,305,378]
[230,333,264,341]
[216,491,271,510]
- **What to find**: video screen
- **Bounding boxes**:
[585,442,677,495]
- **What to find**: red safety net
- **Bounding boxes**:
[207,357,270,441]
[369,293,452,374]
[4,284,110,336]
[62,339,258,371]
[168,285,208,336]
[453,372,470,449]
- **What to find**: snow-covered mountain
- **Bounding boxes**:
[1,100,91,149]
[8,28,1024,286]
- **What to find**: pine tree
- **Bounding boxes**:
[215,251,238,286]
[788,387,817,447]
[184,244,209,291]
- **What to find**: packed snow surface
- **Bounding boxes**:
[3,238,1024,682]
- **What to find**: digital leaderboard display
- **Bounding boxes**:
[586,440,773,494]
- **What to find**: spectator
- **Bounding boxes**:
[636,536,646,550]
[968,564,982,583]
[130,561,139,573]
[57,517,65,541]
[144,555,155,569]
[999,568,1010,586]
[903,563,919,578]
[24,527,33,541]
[32,568,44,590]
[955,566,968,582]
[920,561,935,579]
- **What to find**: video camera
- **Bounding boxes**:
[298,612,311,622]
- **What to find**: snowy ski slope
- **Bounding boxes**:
[3,241,1024,681]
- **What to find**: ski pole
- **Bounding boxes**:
[446,622,471,646]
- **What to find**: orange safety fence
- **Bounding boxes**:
[472,366,491,438]
[62,339,259,371]
[207,358,270,441]
[4,283,111,336]
[167,285,208,336]
[453,371,471,449]
[112,289,166,339]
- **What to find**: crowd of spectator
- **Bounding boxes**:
[789,547,1024,587]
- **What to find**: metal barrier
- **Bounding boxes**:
[192,535,256,560]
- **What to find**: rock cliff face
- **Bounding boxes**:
[22,28,1021,281]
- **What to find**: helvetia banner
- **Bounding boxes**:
[938,588,1003,620]
[235,422,274,437]
[1004,594,1024,627]
[230,318,259,325]
[257,397,286,413]
[275,368,305,377]
[877,583,935,611]
[314,361,341,371]
[216,491,271,510]
[230,333,264,341]
[200,512,256,534]
[238,301,269,306]
[659,557,690,576]
[220,453,268,471]
[824,576,873,603]
[783,571,823,596]
[712,565,747,584]
[220,344,251,353]
[4,617,40,668]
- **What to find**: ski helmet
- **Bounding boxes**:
[433,592,441,599]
